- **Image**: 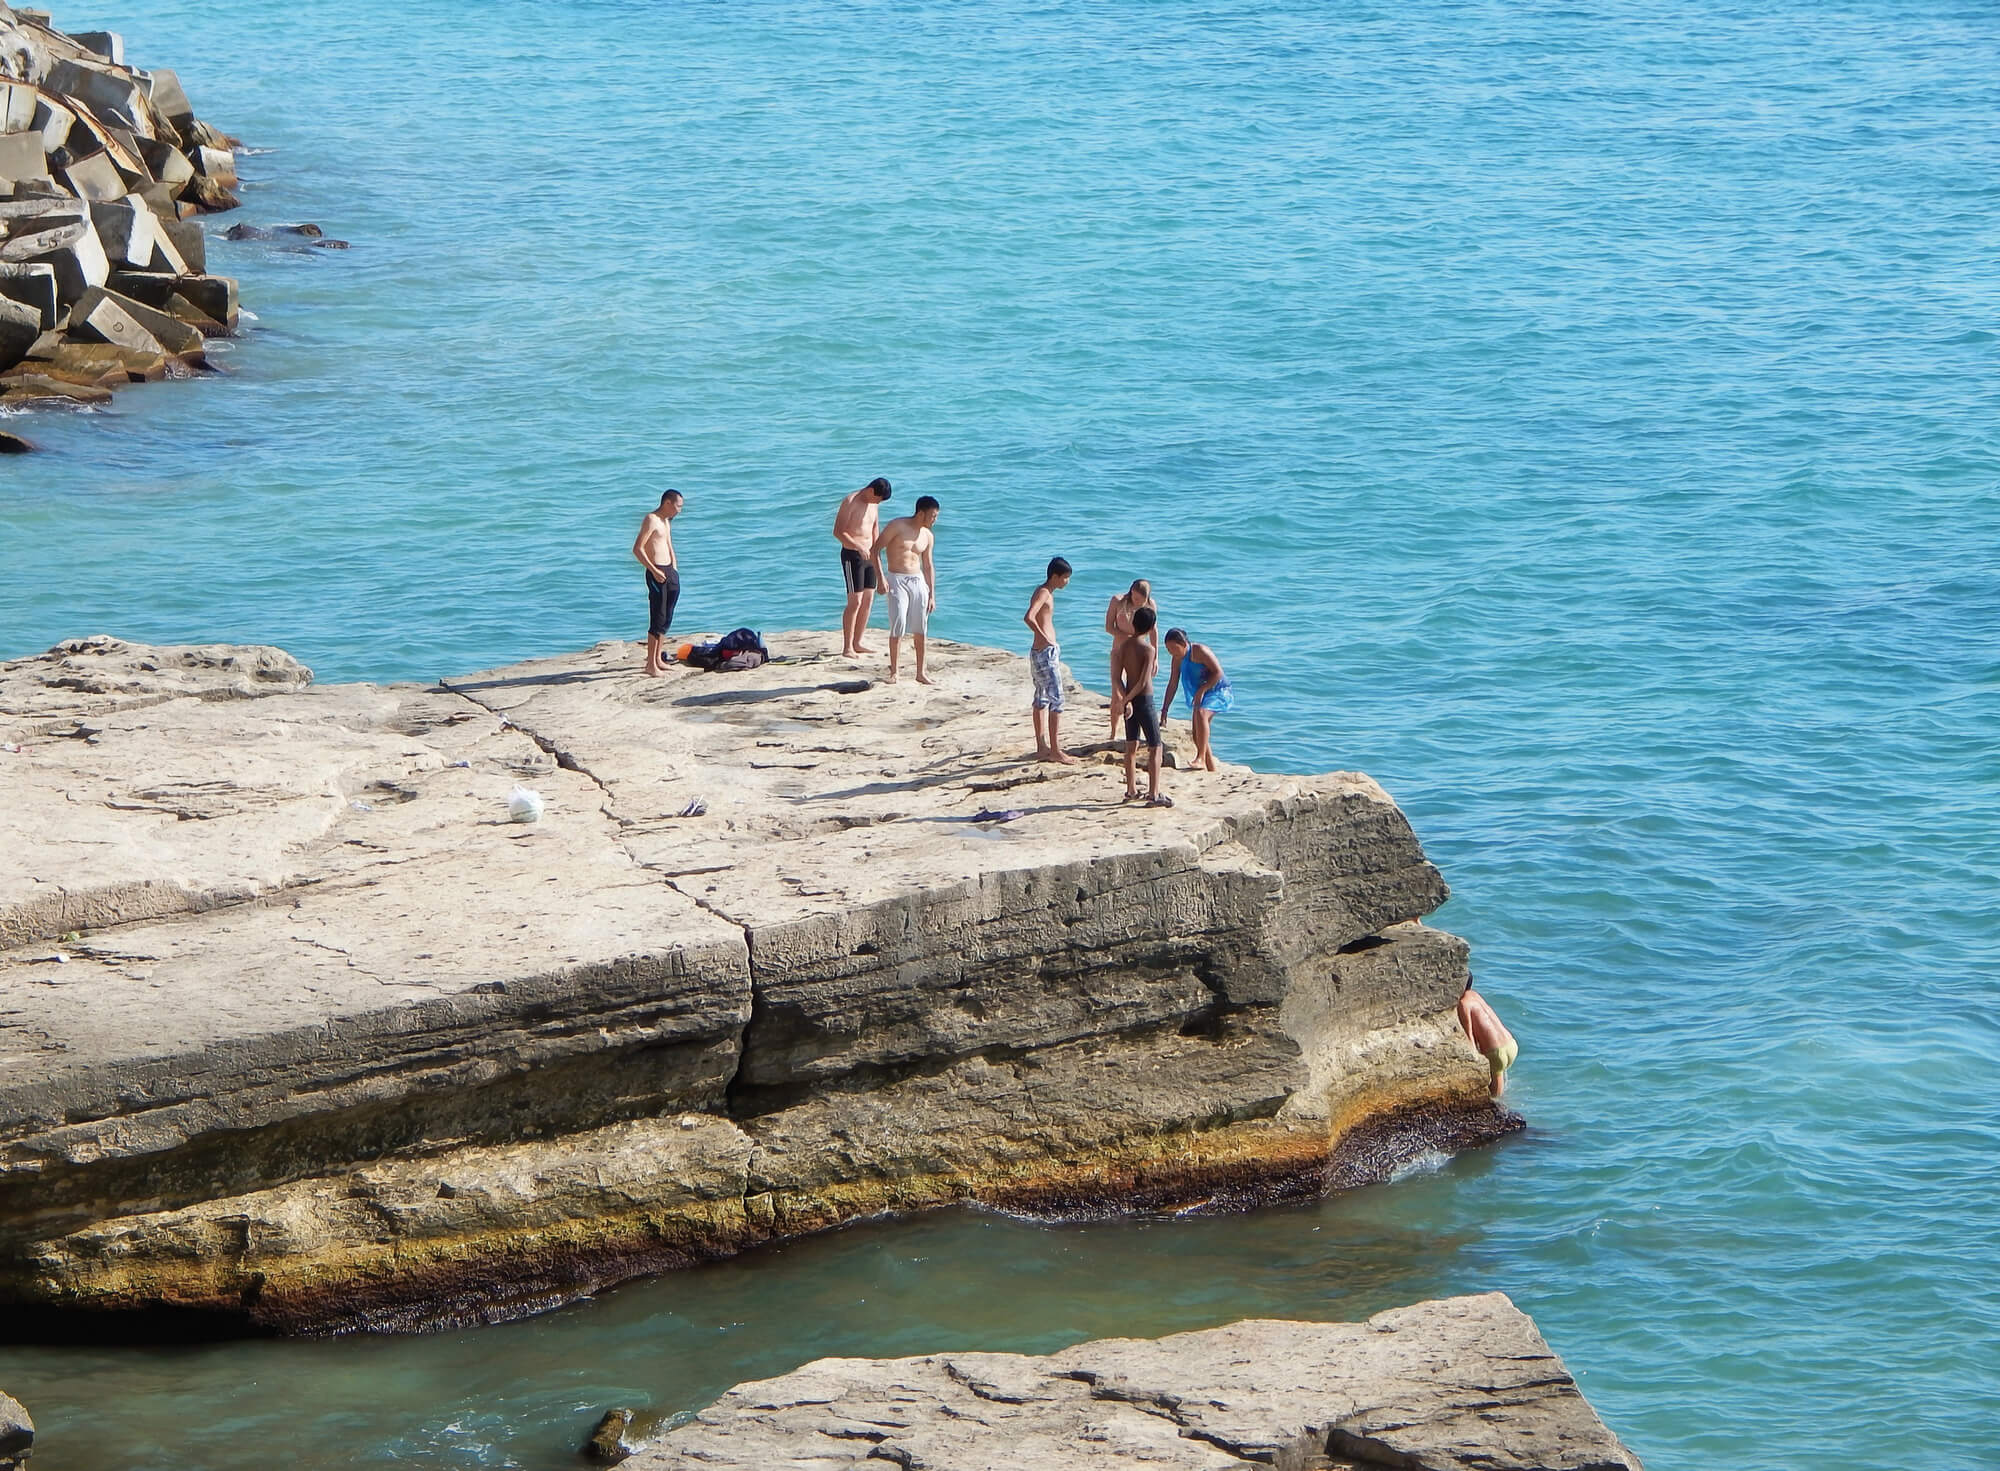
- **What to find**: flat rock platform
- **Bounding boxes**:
[0,633,1518,1335]
[643,1293,1642,1470]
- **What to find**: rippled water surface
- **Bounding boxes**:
[3,1,1997,1467]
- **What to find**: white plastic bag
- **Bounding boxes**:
[507,785,545,823]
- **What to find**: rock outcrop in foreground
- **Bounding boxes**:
[643,1294,1641,1470]
[0,634,1518,1336]
[1,4,241,410]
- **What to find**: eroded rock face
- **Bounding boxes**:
[0,634,1518,1335]
[639,1294,1642,1470]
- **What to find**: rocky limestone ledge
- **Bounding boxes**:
[0,634,1519,1336]
[640,1293,1641,1470]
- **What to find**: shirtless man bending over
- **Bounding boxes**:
[873,495,940,685]
[631,489,684,676]
[833,477,893,657]
[1456,987,1519,1097]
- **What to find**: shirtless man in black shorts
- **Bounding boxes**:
[632,488,683,676]
[833,477,892,657]
[1115,607,1169,806]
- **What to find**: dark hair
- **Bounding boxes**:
[1163,626,1188,646]
[1047,557,1073,579]
[1132,607,1157,635]
[915,494,940,515]
[660,488,682,504]
[866,477,892,498]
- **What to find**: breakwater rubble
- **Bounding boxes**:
[0,4,240,412]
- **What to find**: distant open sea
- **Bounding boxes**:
[3,1,1997,1466]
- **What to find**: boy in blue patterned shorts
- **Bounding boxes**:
[1023,557,1076,764]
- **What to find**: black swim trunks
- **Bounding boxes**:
[647,565,680,637]
[841,546,879,594]
[1124,691,1161,749]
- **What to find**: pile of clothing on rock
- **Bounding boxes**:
[677,627,768,672]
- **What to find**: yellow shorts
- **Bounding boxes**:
[1483,1038,1518,1080]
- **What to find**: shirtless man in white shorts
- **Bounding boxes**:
[872,495,940,685]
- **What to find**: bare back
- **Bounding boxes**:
[1114,636,1156,699]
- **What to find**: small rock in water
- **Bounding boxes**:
[0,432,34,454]
[584,1407,635,1463]
[0,1388,33,1470]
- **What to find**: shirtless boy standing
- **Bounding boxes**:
[1115,606,1169,805]
[631,488,684,676]
[1023,557,1075,764]
[833,477,893,657]
[873,495,940,685]
[1456,987,1519,1097]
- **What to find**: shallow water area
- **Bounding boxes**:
[3,1,1998,1468]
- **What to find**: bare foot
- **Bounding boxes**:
[884,671,900,684]
[1044,751,1079,766]
[915,673,934,685]
[855,642,878,654]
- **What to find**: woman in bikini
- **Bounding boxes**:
[1161,627,1235,772]
[1104,579,1158,738]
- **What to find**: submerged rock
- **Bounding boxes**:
[583,1408,636,1463]
[0,1390,29,1470]
[0,633,1520,1336]
[640,1294,1643,1470]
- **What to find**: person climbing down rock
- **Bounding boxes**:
[1457,987,1518,1097]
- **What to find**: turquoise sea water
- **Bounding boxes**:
[3,1,1998,1466]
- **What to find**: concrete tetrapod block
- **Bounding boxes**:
[72,283,203,353]
[70,30,126,66]
[138,135,193,190]
[13,216,108,302]
[46,58,147,133]
[0,198,85,227]
[37,341,169,383]
[96,124,154,184]
[133,179,181,219]
[0,262,60,329]
[88,193,156,268]
[0,132,46,186]
[0,84,36,135]
[68,286,163,354]
[29,95,73,153]
[0,294,41,370]
[177,274,236,329]
[111,268,238,332]
[59,150,126,203]
[191,144,237,189]
[144,69,196,134]
[157,215,204,272]
[0,373,111,404]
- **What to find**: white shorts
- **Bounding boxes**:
[887,573,928,638]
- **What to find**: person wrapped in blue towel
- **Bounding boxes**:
[1162,627,1234,772]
